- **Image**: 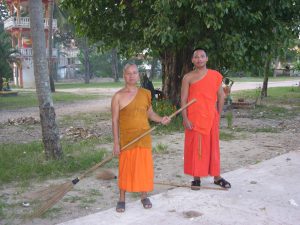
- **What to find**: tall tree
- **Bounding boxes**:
[61,0,300,104]
[111,48,119,82]
[0,25,14,84]
[47,0,56,92]
[29,0,63,160]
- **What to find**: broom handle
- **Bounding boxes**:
[154,181,227,191]
[76,99,196,182]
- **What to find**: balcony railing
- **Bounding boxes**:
[17,48,58,57]
[4,17,57,30]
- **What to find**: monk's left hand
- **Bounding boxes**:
[160,116,171,125]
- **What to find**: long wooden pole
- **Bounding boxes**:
[75,99,196,182]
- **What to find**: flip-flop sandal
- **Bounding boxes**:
[214,178,231,188]
[141,197,152,209]
[116,201,125,213]
[191,180,201,190]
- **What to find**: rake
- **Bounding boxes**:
[30,99,196,218]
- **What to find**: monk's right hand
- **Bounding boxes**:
[113,144,120,156]
[183,118,193,130]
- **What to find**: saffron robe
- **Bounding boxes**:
[118,88,154,192]
[184,69,223,177]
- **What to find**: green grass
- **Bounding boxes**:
[0,199,5,219]
[0,91,104,110]
[219,131,236,141]
[0,139,108,184]
[55,82,124,89]
[232,86,300,104]
[228,76,299,82]
[153,143,168,154]
[55,80,163,89]
[59,111,111,127]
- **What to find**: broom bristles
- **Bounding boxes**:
[96,169,117,180]
[23,183,68,201]
[30,182,73,218]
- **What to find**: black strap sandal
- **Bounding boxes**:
[116,201,125,213]
[191,180,201,190]
[141,197,152,209]
[214,178,231,188]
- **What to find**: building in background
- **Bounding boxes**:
[3,0,57,88]
[58,39,81,80]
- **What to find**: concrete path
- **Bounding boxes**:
[59,151,300,225]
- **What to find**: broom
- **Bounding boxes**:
[96,170,226,191]
[30,99,196,218]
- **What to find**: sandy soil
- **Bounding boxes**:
[0,83,300,225]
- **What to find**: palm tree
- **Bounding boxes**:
[29,0,63,160]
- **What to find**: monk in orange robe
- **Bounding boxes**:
[111,63,170,213]
[181,48,231,190]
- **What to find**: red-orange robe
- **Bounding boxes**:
[184,69,223,177]
[118,88,154,192]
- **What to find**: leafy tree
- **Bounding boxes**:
[61,0,300,104]
[29,0,63,160]
[0,25,14,83]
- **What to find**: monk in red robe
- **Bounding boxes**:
[111,63,170,212]
[181,48,231,190]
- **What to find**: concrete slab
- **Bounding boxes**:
[59,151,300,225]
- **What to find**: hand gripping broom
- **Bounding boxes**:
[30,99,197,218]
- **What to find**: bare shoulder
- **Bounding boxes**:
[112,88,125,102]
[182,71,195,84]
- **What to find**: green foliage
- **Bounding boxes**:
[225,111,233,129]
[0,25,15,80]
[219,131,235,141]
[151,100,183,134]
[153,143,168,154]
[60,0,300,103]
[0,140,107,183]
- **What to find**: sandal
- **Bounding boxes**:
[141,197,152,209]
[116,201,125,213]
[191,180,201,190]
[214,178,231,188]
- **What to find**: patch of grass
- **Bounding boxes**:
[233,86,300,106]
[63,196,82,203]
[225,111,233,128]
[42,207,62,219]
[153,143,168,154]
[151,100,184,134]
[0,139,108,184]
[229,76,299,82]
[219,131,236,141]
[0,91,103,110]
[55,82,124,89]
[252,127,279,133]
[59,111,111,127]
[251,105,297,119]
[0,199,5,219]
[88,189,102,197]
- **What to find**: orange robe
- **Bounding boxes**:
[184,69,223,177]
[118,88,154,192]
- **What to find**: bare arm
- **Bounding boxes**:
[111,93,120,155]
[148,106,170,125]
[217,84,225,115]
[181,75,193,129]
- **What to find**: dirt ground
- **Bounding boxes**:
[0,86,300,225]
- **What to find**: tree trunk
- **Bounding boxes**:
[83,37,90,84]
[111,48,119,82]
[47,0,55,92]
[29,0,63,160]
[161,48,193,106]
[261,55,272,99]
[149,58,157,80]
